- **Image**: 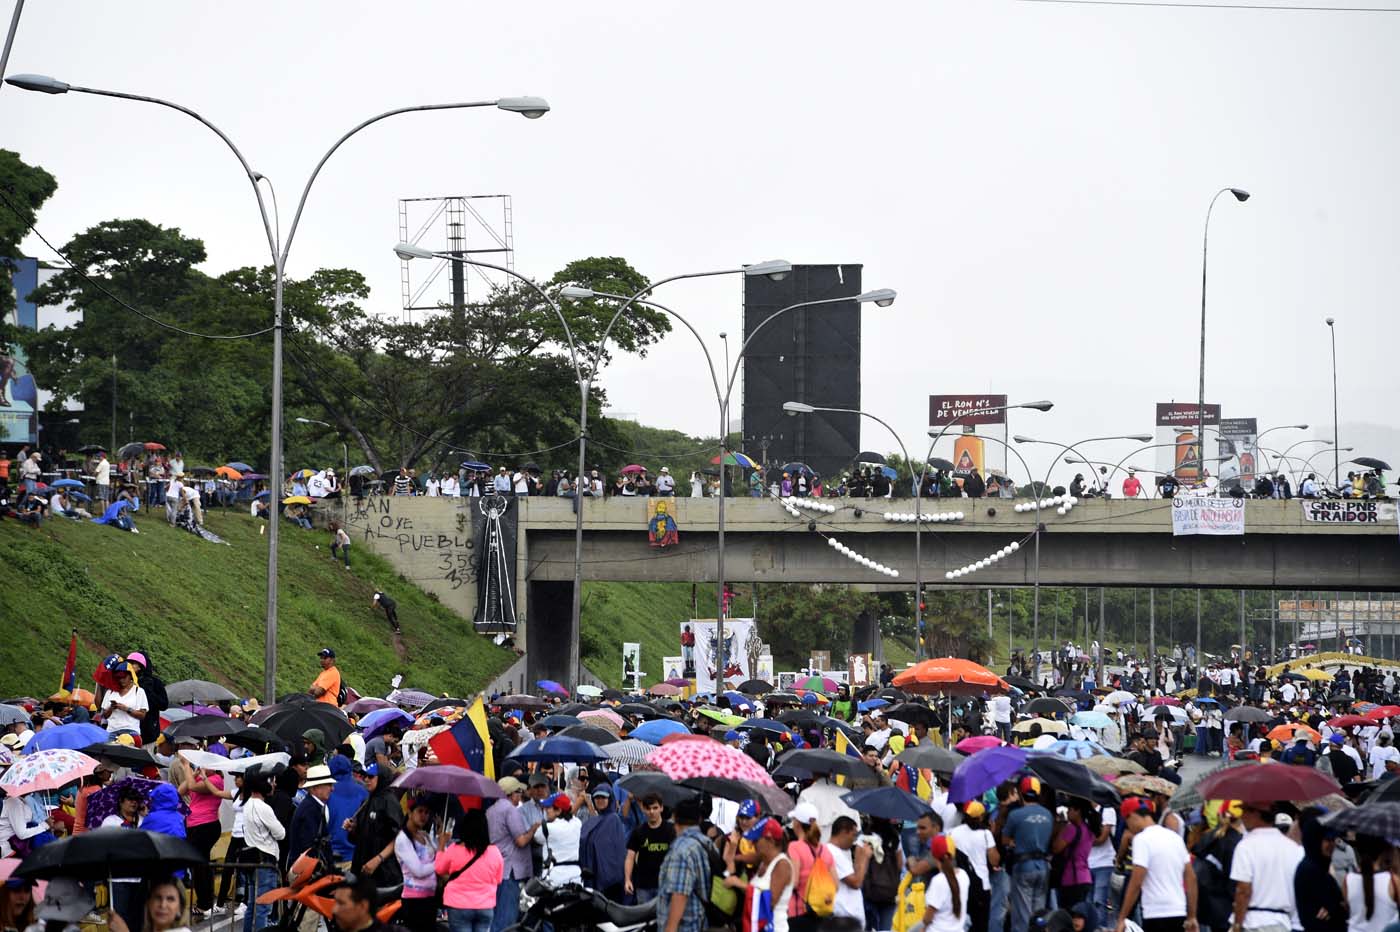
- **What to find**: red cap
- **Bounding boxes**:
[548,793,572,813]
[1120,796,1155,820]
[931,834,957,861]
[1019,775,1042,797]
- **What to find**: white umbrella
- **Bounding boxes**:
[179,750,290,774]
[1104,691,1135,705]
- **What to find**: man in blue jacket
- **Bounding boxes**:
[287,764,335,869]
[325,755,366,869]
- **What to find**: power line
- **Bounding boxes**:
[0,189,275,340]
[1016,0,1400,11]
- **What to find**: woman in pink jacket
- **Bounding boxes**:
[434,808,504,932]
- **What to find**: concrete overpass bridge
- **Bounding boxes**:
[344,495,1399,688]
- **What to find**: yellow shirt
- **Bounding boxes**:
[313,667,341,705]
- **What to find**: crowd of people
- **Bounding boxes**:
[5,644,1400,932]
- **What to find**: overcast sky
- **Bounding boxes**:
[6,1,1397,485]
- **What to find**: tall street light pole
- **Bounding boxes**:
[1197,187,1250,483]
[1326,318,1340,483]
[11,72,550,702]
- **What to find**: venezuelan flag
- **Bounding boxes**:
[428,695,496,779]
[59,630,77,696]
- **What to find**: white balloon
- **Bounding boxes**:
[945,571,954,580]
[1009,541,1020,552]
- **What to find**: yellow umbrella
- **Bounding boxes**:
[282,495,313,505]
[1301,669,1333,682]
[1011,716,1068,735]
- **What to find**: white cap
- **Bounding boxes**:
[789,801,820,825]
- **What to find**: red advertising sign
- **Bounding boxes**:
[1155,402,1221,427]
[929,394,1009,426]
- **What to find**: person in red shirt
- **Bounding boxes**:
[1122,470,1143,499]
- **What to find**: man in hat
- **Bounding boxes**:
[1003,776,1054,932]
[288,764,336,921]
[1115,796,1196,932]
[308,649,341,707]
[123,650,167,748]
[520,773,553,876]
[487,776,536,932]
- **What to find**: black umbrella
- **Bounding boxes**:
[765,692,802,706]
[842,786,932,821]
[776,710,823,729]
[618,772,699,807]
[1053,690,1092,705]
[80,742,157,770]
[535,714,584,731]
[896,745,965,775]
[1025,754,1121,807]
[876,688,910,702]
[885,703,940,726]
[854,451,887,465]
[615,703,662,719]
[17,828,204,881]
[773,749,881,786]
[928,457,955,471]
[737,680,774,696]
[1024,697,1073,719]
[522,462,542,473]
[780,463,815,478]
[423,697,467,714]
[259,704,352,746]
[1226,706,1271,724]
[224,727,288,754]
[679,776,793,817]
[551,702,596,717]
[1359,779,1400,803]
[77,445,107,454]
[1004,676,1037,692]
[1353,457,1391,472]
[601,689,625,701]
[558,724,619,746]
[117,442,146,460]
[493,695,550,712]
[186,466,217,477]
[166,680,240,704]
[166,715,248,741]
[1321,802,1400,838]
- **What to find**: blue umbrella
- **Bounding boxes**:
[536,714,585,731]
[68,491,91,503]
[505,736,609,764]
[1070,711,1113,729]
[1036,739,1110,761]
[537,680,568,696]
[254,491,271,500]
[841,786,933,822]
[24,722,108,753]
[357,708,414,740]
[721,691,753,710]
[226,462,255,473]
[1193,697,1221,706]
[51,478,84,489]
[630,719,690,745]
[949,745,1028,803]
[461,461,491,472]
[858,698,890,712]
[880,466,898,481]
[736,718,792,736]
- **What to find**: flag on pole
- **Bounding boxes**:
[59,630,78,697]
[428,696,496,779]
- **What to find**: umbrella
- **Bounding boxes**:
[23,723,107,753]
[68,490,92,503]
[79,743,156,770]
[579,708,625,729]
[949,746,1027,803]
[928,457,956,471]
[884,703,941,726]
[601,689,626,700]
[679,777,794,817]
[665,678,692,688]
[720,692,754,711]
[615,702,662,719]
[143,442,165,451]
[1321,801,1400,837]
[618,772,699,807]
[736,718,793,738]
[345,697,395,715]
[166,715,247,741]
[348,465,376,477]
[779,462,814,478]
[359,708,415,740]
[711,452,759,469]
[1148,697,1181,707]
[84,776,166,828]
[773,749,881,786]
[536,714,585,731]
[1025,754,1121,807]
[214,465,243,480]
[225,462,255,472]
[166,679,242,704]
[1024,698,1074,719]
[180,750,289,775]
[1036,739,1110,761]
[695,708,746,727]
[1013,717,1068,736]
[77,444,107,454]
[1153,706,1189,726]
[603,739,657,767]
[0,706,29,727]
[224,727,287,754]
[1268,722,1322,744]
[16,828,202,881]
[186,466,217,477]
[631,720,690,745]
[896,745,965,775]
[647,739,775,786]
[558,724,619,746]
[576,685,603,698]
[1326,715,1375,729]
[459,461,491,472]
[506,736,609,764]
[1071,711,1114,729]
[854,451,888,465]
[1302,669,1333,682]
[117,442,145,459]
[956,736,1004,754]
[842,786,932,822]
[1004,676,1037,692]
[648,684,682,697]
[1194,761,1340,803]
[893,658,1008,696]
[289,469,315,480]
[258,704,352,746]
[1114,775,1177,798]
[537,680,569,696]
[857,699,890,713]
[392,765,504,799]
[1082,756,1146,776]
[798,676,839,694]
[1353,457,1392,471]
[620,465,646,475]
[282,495,312,505]
[1366,706,1400,720]
[493,695,550,712]
[1226,706,1272,724]
[1170,759,1256,812]
[1104,691,1135,705]
[49,478,84,489]
[0,749,98,796]
[160,708,194,724]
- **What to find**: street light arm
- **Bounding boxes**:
[724,295,855,403]
[584,291,724,412]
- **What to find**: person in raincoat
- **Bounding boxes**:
[325,755,366,869]
[140,783,187,839]
[579,784,630,902]
[300,728,328,766]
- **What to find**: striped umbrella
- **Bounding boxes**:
[603,739,656,767]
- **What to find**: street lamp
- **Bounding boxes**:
[12,72,551,701]
[1326,318,1340,483]
[294,417,349,486]
[1197,187,1250,482]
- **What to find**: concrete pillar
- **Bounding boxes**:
[527,580,575,686]
[853,608,881,659]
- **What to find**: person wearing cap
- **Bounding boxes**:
[371,592,401,634]
[724,798,762,879]
[519,773,553,876]
[123,650,167,747]
[627,794,675,906]
[0,868,36,932]
[655,466,675,496]
[309,649,342,707]
[1322,732,1360,784]
[99,661,149,742]
[785,800,834,924]
[288,765,336,888]
[720,816,792,932]
[1115,796,1197,932]
[655,796,710,932]
[1229,800,1302,932]
[918,834,970,932]
[534,792,582,885]
[487,777,536,932]
[1002,776,1054,932]
[580,783,629,901]
[348,762,404,882]
[952,801,998,932]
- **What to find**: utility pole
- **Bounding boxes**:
[1148,589,1156,684]
[1098,587,1106,687]
[1240,590,1247,662]
[110,354,117,454]
[988,589,994,641]
[1133,589,1138,658]
[1196,590,1203,676]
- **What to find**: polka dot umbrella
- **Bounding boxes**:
[646,737,775,786]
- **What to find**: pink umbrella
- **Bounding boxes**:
[345,697,395,716]
[648,683,682,697]
[1148,697,1181,706]
[955,735,1004,754]
[0,749,98,795]
[579,709,624,729]
[665,678,691,688]
[646,739,775,786]
[620,464,646,475]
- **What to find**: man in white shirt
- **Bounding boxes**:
[1279,681,1297,705]
[1229,803,1303,932]
[95,452,112,504]
[825,815,871,921]
[1088,804,1119,927]
[493,468,511,493]
[1369,734,1400,779]
[991,694,1013,742]
[655,466,675,496]
[512,469,529,496]
[425,476,440,497]
[1116,796,1197,932]
[164,474,184,525]
[100,663,149,739]
[440,475,458,497]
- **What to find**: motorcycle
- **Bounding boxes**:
[257,839,403,931]
[505,876,658,932]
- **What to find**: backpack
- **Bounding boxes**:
[865,844,903,905]
[337,681,350,706]
[803,848,837,917]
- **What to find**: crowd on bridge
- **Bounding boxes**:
[6,643,1400,932]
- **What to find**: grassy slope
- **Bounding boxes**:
[579,580,697,688]
[0,508,513,700]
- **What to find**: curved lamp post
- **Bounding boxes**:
[10,72,550,702]
[1197,187,1250,483]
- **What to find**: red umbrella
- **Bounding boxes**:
[143,442,166,451]
[1366,706,1400,720]
[620,464,646,475]
[1193,761,1340,804]
[1326,715,1376,729]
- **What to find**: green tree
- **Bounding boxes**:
[0,150,58,344]
[755,584,885,669]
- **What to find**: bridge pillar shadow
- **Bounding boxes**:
[526,580,574,685]
[853,608,882,658]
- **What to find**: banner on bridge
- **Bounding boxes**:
[1171,496,1245,536]
[1301,499,1398,524]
